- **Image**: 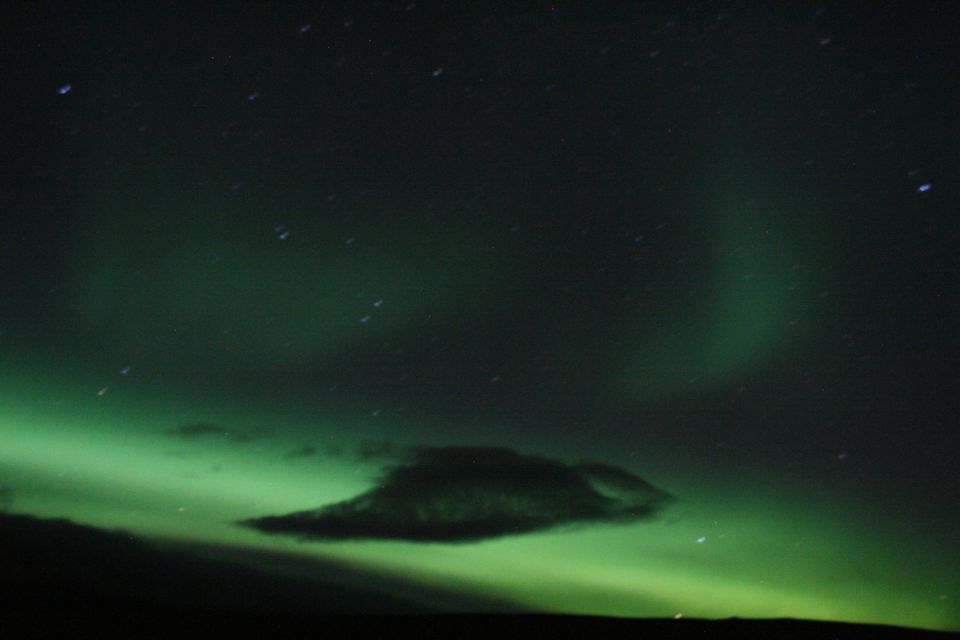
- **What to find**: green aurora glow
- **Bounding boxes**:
[1,354,956,630]
[62,156,532,374]
[612,167,824,403]
[3,3,957,631]
[1,158,954,631]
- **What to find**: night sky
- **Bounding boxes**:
[1,1,957,630]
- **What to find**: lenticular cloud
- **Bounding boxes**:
[239,446,673,543]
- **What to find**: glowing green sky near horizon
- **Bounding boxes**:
[0,366,956,630]
[1,164,952,631]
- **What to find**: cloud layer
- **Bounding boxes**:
[239,446,672,543]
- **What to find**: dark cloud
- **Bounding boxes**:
[356,439,405,461]
[285,446,317,459]
[165,422,274,444]
[319,440,408,461]
[324,443,344,457]
[238,447,673,543]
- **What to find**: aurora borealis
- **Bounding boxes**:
[2,2,957,632]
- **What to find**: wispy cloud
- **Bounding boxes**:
[285,446,317,459]
[164,423,275,444]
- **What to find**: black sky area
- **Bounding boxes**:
[2,1,958,491]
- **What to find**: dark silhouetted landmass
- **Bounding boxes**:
[2,512,956,638]
[0,511,518,619]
